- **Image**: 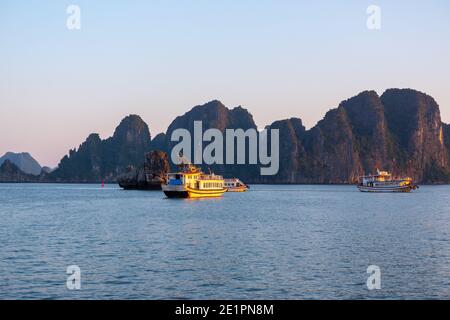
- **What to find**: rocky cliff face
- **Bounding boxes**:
[164,100,260,181]
[50,115,152,182]
[151,133,168,153]
[117,151,169,190]
[8,88,449,185]
[147,90,450,184]
[443,123,450,163]
[258,91,389,183]
[381,89,449,182]
[105,115,153,170]
[305,90,390,183]
[257,118,307,183]
[167,100,256,135]
[262,89,450,184]
[0,160,40,182]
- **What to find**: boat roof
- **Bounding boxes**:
[167,171,223,180]
[360,170,391,178]
[360,174,391,178]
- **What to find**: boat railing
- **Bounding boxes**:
[197,175,223,180]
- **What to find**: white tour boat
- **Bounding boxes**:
[357,170,418,193]
[162,163,226,198]
[224,178,249,192]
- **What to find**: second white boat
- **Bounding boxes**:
[357,170,418,193]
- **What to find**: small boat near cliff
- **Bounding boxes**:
[162,163,226,198]
[357,170,419,193]
[224,178,249,192]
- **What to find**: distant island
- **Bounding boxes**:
[0,152,43,175]
[2,88,450,184]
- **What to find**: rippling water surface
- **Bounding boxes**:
[0,184,449,299]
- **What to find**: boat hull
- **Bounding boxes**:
[185,186,227,198]
[163,190,190,198]
[226,186,248,192]
[162,184,226,198]
[357,185,415,193]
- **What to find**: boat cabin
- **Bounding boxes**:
[224,179,245,188]
[360,170,391,185]
[167,172,224,190]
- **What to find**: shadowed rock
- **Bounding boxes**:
[0,160,39,182]
[50,115,152,183]
[117,151,169,190]
[6,89,450,185]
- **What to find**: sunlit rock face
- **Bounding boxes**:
[19,89,450,185]
[381,89,449,183]
[260,89,450,184]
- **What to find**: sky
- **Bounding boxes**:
[1,0,450,167]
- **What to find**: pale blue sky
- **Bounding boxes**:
[1,0,449,167]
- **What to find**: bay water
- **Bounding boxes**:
[0,184,449,299]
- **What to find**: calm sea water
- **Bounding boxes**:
[0,183,449,299]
